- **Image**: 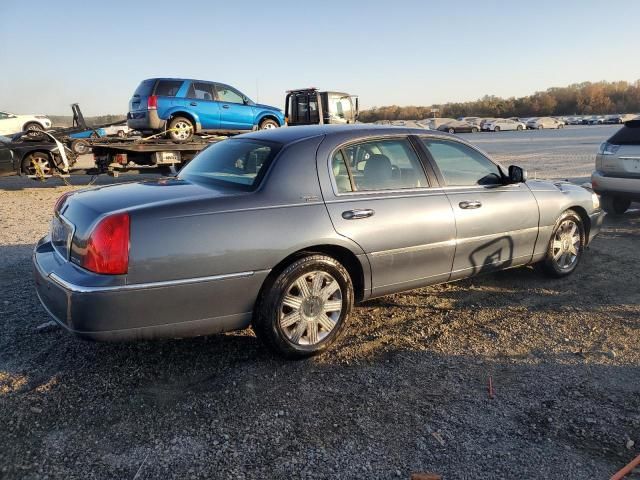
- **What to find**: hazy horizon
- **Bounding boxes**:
[2,0,640,116]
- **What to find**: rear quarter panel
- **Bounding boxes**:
[126,136,365,284]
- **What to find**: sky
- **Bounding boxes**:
[1,0,639,116]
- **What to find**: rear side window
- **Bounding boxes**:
[178,139,280,190]
[187,82,214,101]
[609,121,640,145]
[154,80,183,97]
[332,138,428,192]
[421,138,503,186]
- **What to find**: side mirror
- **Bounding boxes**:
[508,165,527,183]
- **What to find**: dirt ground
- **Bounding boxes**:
[1,128,639,479]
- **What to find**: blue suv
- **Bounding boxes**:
[127,78,284,141]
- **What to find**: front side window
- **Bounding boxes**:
[179,139,279,190]
[421,138,503,186]
[187,82,214,101]
[215,85,245,104]
[332,138,428,192]
[154,80,183,97]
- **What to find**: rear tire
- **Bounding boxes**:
[253,254,354,358]
[542,210,585,278]
[516,125,523,131]
[601,195,631,215]
[448,128,455,134]
[471,127,478,133]
[494,126,500,132]
[71,139,91,155]
[167,116,194,142]
[23,122,44,132]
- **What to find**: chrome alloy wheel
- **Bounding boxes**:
[279,271,343,345]
[172,120,192,140]
[551,218,581,269]
[261,122,278,129]
[27,155,51,176]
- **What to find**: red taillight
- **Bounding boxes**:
[54,191,74,213]
[147,95,158,110]
[82,213,130,275]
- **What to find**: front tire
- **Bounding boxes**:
[21,152,53,176]
[471,127,478,133]
[167,116,194,142]
[23,122,44,132]
[494,126,500,132]
[601,195,631,215]
[253,254,354,358]
[542,210,585,278]
[448,128,455,134]
[259,118,279,130]
[517,125,523,131]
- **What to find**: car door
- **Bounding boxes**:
[317,135,457,297]
[184,81,220,130]
[214,84,255,130]
[419,137,539,280]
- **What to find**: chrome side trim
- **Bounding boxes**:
[370,239,456,257]
[49,271,255,294]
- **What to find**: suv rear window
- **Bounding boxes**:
[608,120,640,145]
[154,80,183,97]
[133,79,155,96]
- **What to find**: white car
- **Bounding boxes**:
[484,118,526,132]
[526,117,564,129]
[0,111,52,135]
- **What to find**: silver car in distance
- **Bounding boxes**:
[33,125,604,358]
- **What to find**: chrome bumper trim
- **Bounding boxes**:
[48,271,255,294]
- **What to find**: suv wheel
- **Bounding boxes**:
[253,254,354,358]
[259,118,279,130]
[601,195,631,215]
[542,209,585,278]
[167,116,194,142]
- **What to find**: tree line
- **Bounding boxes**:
[358,80,640,122]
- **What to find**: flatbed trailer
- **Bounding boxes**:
[89,135,225,176]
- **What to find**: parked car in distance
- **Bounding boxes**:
[592,119,640,214]
[0,111,52,135]
[34,125,604,358]
[437,120,479,134]
[457,117,482,127]
[483,118,526,132]
[480,118,497,131]
[127,78,285,141]
[527,117,564,129]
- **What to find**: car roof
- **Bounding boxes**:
[239,124,456,144]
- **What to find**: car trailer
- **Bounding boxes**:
[90,135,224,176]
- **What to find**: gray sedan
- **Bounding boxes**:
[34,125,604,358]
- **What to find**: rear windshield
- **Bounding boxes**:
[179,139,281,190]
[133,79,155,96]
[609,120,640,145]
[154,80,183,97]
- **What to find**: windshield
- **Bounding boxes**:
[178,139,281,190]
[0,135,12,144]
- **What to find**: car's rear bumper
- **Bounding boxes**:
[591,170,640,201]
[127,110,165,132]
[33,238,267,341]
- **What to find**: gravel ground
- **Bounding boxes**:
[1,128,639,479]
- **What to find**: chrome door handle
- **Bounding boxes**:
[222,104,230,109]
[342,209,375,220]
[459,200,482,209]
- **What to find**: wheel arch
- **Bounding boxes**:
[257,244,367,306]
[566,205,591,240]
[257,113,283,127]
[166,110,200,132]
